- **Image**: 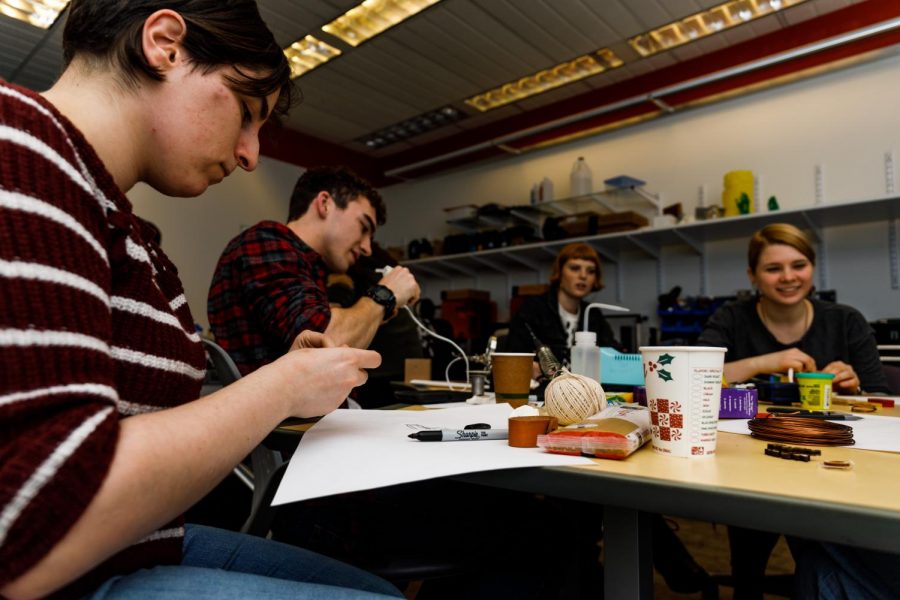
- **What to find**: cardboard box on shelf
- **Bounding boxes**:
[513,284,549,297]
[441,289,490,301]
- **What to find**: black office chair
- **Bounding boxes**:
[201,339,470,592]
[882,363,900,395]
[201,339,294,536]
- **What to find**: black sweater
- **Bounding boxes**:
[504,290,620,365]
[697,297,888,393]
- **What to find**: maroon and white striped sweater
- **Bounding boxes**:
[0,80,207,595]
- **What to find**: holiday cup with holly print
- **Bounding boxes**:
[638,346,727,458]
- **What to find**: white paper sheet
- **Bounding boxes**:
[273,403,593,506]
[717,414,900,452]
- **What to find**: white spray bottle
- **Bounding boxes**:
[571,302,630,384]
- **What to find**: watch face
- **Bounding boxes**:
[368,285,395,312]
[372,286,392,302]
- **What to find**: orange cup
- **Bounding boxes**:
[492,352,534,408]
[508,415,558,447]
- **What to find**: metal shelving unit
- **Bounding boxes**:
[405,194,900,298]
[445,186,661,233]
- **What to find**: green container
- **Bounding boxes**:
[795,372,834,410]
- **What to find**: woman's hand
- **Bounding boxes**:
[726,348,817,384]
[267,345,382,418]
[822,361,860,392]
[757,348,817,375]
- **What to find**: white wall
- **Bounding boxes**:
[127,51,900,333]
[128,159,304,330]
[378,51,900,325]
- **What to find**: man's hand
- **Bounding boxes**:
[290,330,334,351]
[379,266,420,309]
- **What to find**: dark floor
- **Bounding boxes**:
[652,517,794,600]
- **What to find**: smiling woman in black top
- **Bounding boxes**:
[698,223,888,600]
[698,223,887,393]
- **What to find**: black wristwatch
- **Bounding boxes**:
[365,284,396,321]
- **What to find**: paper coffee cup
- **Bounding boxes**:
[491,352,534,408]
[796,372,834,410]
[639,346,726,458]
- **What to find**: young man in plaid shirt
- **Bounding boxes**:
[208,166,420,375]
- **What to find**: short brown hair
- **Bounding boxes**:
[287,166,385,225]
[748,223,816,271]
[549,242,604,291]
[62,0,294,119]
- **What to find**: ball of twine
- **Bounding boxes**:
[544,370,606,425]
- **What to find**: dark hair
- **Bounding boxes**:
[549,242,604,291]
[62,0,294,118]
[287,166,385,225]
[747,223,816,271]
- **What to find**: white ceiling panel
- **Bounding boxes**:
[544,1,621,50]
[290,104,368,142]
[0,0,889,176]
[446,2,554,68]
[515,0,608,53]
[477,1,584,63]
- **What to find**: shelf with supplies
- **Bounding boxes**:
[444,185,662,233]
[405,194,900,295]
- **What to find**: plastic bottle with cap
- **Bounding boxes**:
[572,302,631,384]
[570,156,593,197]
[570,330,601,384]
[539,176,554,203]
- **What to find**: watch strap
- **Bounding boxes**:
[365,284,396,320]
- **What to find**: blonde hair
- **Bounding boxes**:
[549,242,603,291]
[748,223,815,271]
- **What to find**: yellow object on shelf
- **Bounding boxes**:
[722,170,754,216]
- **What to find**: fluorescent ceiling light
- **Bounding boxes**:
[464,49,624,113]
[284,0,439,78]
[629,0,809,58]
[0,0,68,29]
[284,35,342,78]
[322,0,440,47]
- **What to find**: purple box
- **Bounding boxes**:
[633,385,647,406]
[632,385,756,418]
[719,387,758,419]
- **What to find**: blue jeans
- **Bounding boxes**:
[790,538,900,600]
[87,525,403,599]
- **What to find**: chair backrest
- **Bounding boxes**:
[201,338,286,535]
[882,364,900,395]
[202,338,242,386]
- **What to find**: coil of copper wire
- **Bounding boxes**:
[747,416,854,446]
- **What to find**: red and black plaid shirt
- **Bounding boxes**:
[208,221,330,375]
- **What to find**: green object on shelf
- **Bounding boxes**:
[768,195,779,211]
[737,192,751,214]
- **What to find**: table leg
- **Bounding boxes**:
[604,506,653,599]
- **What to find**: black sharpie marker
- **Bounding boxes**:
[409,428,508,442]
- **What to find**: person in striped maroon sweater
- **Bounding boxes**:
[0,2,400,599]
